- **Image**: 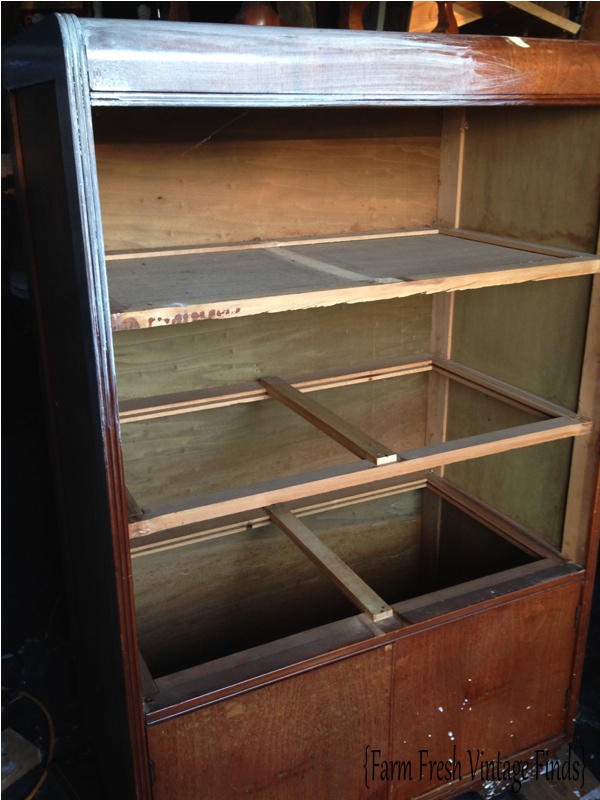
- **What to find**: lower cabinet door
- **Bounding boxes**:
[147,645,393,800]
[388,580,581,800]
[146,579,580,800]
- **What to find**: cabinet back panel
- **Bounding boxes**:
[134,490,422,676]
[93,107,442,251]
[122,374,428,507]
[113,297,432,401]
[460,107,600,252]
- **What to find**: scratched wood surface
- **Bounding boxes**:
[94,107,440,252]
[103,232,596,331]
[134,489,421,677]
[389,580,582,800]
[147,646,392,800]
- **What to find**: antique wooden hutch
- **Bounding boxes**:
[3,14,600,800]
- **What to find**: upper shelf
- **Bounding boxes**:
[108,229,598,331]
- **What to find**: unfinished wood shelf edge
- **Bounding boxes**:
[108,228,600,332]
[260,375,397,466]
[128,415,590,541]
[129,476,429,556]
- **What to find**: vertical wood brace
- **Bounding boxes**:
[426,293,455,477]
[437,107,467,230]
[562,273,600,564]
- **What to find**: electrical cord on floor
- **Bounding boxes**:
[2,687,56,799]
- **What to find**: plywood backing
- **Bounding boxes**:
[459,107,600,253]
[93,107,441,252]
[121,374,428,509]
[133,490,422,677]
[113,297,432,401]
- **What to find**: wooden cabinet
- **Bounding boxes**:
[3,16,600,800]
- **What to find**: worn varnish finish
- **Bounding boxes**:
[390,581,581,799]
[4,15,600,800]
[80,23,600,105]
[148,647,393,800]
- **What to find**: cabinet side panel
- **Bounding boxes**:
[147,646,392,800]
[451,278,591,410]
[93,107,441,251]
[444,383,573,546]
[11,82,145,796]
[459,107,600,252]
[389,580,581,800]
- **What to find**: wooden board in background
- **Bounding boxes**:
[121,374,428,508]
[451,277,591,411]
[444,383,573,547]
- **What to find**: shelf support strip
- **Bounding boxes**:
[260,375,397,466]
[267,504,393,622]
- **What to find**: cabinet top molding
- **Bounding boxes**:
[3,14,600,106]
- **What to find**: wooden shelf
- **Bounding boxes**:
[108,229,598,331]
[124,356,590,545]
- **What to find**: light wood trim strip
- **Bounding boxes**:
[111,259,599,331]
[398,416,588,463]
[119,355,433,423]
[439,228,590,259]
[128,416,590,540]
[431,356,583,421]
[259,375,397,465]
[105,228,438,262]
[562,274,600,563]
[267,505,393,621]
[130,477,428,557]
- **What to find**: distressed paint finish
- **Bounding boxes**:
[78,21,600,106]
